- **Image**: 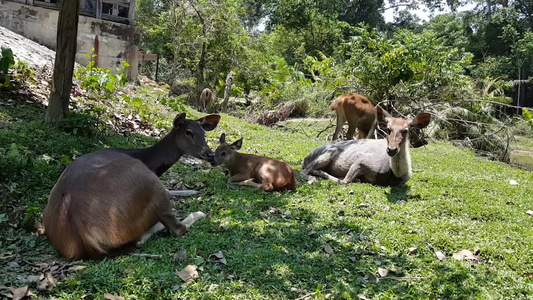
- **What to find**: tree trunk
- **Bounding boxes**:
[196,41,206,105]
[222,71,234,113]
[46,0,80,122]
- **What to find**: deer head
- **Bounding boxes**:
[171,113,221,162]
[377,108,431,157]
[214,133,243,165]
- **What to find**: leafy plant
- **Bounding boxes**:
[74,51,129,97]
[0,46,15,88]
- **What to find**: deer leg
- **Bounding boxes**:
[137,222,166,246]
[341,162,363,184]
[235,178,263,189]
[159,210,188,237]
[228,173,251,183]
[301,152,337,184]
[332,112,345,141]
[310,170,342,183]
[346,124,356,140]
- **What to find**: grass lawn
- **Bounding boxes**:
[1,98,532,299]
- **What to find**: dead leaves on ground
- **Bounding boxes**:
[2,259,87,295]
[0,286,32,300]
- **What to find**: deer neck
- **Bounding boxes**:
[134,132,183,177]
[225,152,245,175]
[390,135,412,179]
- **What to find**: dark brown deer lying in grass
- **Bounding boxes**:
[330,93,378,140]
[42,113,221,259]
[301,109,431,186]
[214,133,297,191]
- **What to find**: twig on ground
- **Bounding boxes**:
[132,253,163,259]
[315,118,334,138]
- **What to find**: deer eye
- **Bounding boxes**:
[386,128,391,134]
[185,129,193,137]
[221,152,226,157]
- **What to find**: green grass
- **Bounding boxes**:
[1,99,533,299]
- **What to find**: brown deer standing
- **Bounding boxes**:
[42,113,221,259]
[330,93,377,140]
[301,109,431,186]
[214,133,297,191]
[200,88,213,112]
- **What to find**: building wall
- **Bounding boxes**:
[0,1,139,80]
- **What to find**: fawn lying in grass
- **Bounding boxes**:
[214,133,297,191]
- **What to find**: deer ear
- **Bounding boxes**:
[231,138,243,150]
[411,113,431,129]
[173,113,187,128]
[376,107,392,122]
[197,114,221,131]
[219,133,226,144]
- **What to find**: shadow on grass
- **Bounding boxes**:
[385,185,422,203]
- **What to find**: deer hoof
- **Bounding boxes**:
[307,177,317,185]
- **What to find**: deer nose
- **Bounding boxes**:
[205,151,215,163]
[387,147,398,157]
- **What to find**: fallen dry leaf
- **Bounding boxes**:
[9,286,31,300]
[358,294,371,300]
[374,260,382,266]
[173,249,187,263]
[408,247,418,255]
[323,244,334,254]
[259,212,268,219]
[377,267,388,278]
[509,180,519,186]
[209,251,227,265]
[308,229,316,236]
[103,293,125,300]
[67,265,87,272]
[452,249,481,262]
[435,251,446,261]
[526,210,533,217]
[7,261,20,268]
[177,265,199,282]
[46,273,56,287]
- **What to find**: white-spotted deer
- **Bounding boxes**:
[214,133,297,191]
[42,113,221,259]
[330,93,377,140]
[301,109,431,186]
[200,88,213,112]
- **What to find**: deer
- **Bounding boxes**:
[42,113,221,259]
[330,93,378,140]
[301,108,431,186]
[214,133,297,191]
[200,88,213,112]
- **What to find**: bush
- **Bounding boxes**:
[74,52,129,98]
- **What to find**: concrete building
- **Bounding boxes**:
[0,0,139,81]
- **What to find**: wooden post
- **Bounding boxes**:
[128,0,136,24]
[155,54,159,82]
[45,0,80,122]
[93,35,99,67]
[96,0,102,19]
